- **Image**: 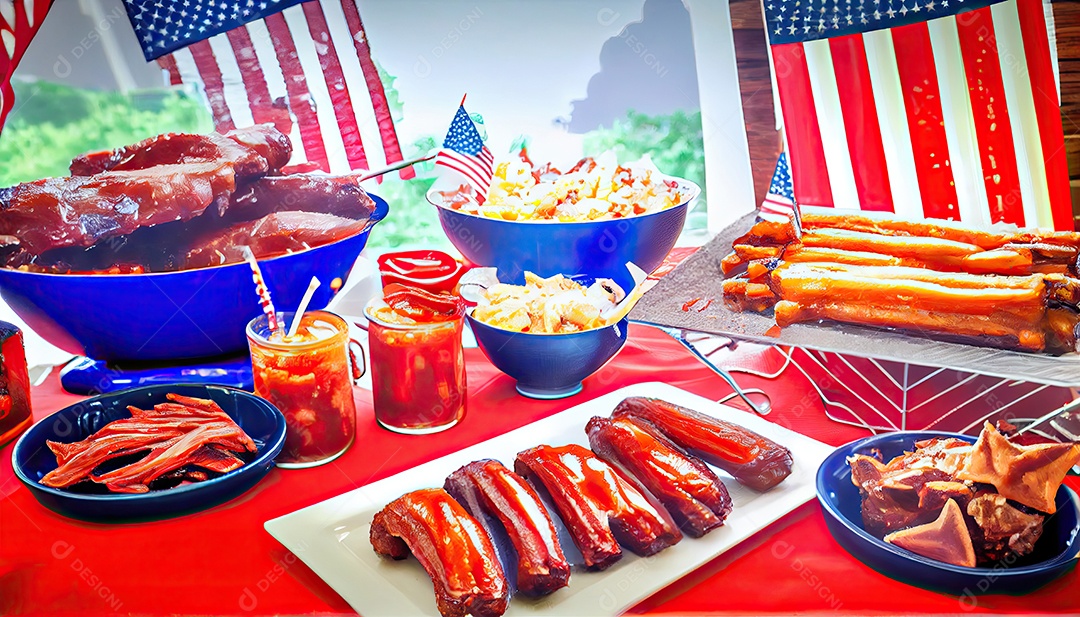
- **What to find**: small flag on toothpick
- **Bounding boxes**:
[434,95,494,202]
[758,152,802,237]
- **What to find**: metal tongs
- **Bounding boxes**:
[1016,397,1080,442]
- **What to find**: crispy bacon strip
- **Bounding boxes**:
[91,423,252,492]
[40,395,256,491]
[444,460,570,597]
[587,416,733,538]
[370,488,509,617]
[514,444,681,570]
[613,397,793,492]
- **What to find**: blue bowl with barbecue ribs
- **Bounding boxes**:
[0,193,387,363]
[12,383,286,522]
[817,431,1080,595]
[427,177,698,292]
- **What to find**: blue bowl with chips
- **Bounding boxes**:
[0,194,387,363]
[12,383,286,522]
[466,309,629,400]
[428,178,698,291]
[817,431,1080,595]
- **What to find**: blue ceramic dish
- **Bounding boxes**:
[467,311,628,399]
[429,179,698,291]
[0,194,388,363]
[817,431,1080,595]
[12,383,286,522]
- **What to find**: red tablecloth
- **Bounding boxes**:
[1,324,1077,616]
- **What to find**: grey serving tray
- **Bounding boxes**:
[629,213,1080,387]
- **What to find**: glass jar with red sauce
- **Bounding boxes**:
[377,250,468,295]
[246,311,359,468]
[365,285,466,434]
[0,322,32,448]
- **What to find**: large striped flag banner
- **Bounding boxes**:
[122,0,412,178]
[0,0,54,134]
[765,0,1071,230]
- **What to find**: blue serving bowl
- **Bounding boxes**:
[12,383,286,522]
[467,310,629,399]
[817,431,1080,595]
[0,194,388,363]
[429,178,698,291]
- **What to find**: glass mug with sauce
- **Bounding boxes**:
[364,285,466,434]
[246,310,365,468]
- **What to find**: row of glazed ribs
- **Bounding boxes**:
[368,396,794,617]
[721,208,1080,354]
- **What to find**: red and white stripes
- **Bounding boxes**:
[772,0,1069,230]
[0,0,53,133]
[161,0,410,178]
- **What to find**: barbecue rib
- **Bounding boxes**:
[69,125,291,177]
[0,125,291,259]
[444,460,571,597]
[613,397,793,492]
[514,444,681,570]
[587,416,733,537]
[15,171,377,273]
[369,488,509,617]
[182,212,368,269]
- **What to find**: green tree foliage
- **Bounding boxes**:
[581,110,708,239]
[0,80,212,186]
[375,61,404,123]
[364,135,455,253]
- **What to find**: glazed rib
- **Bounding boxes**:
[181,211,368,269]
[587,416,732,538]
[444,460,570,597]
[370,488,509,617]
[514,444,681,570]
[69,125,291,177]
[0,126,291,258]
[613,397,793,492]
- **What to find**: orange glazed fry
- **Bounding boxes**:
[799,207,1080,251]
[772,300,1048,352]
[800,228,984,259]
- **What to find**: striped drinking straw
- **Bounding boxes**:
[241,246,280,335]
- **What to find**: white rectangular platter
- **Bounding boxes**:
[264,382,834,616]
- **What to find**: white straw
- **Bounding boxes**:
[287,276,322,339]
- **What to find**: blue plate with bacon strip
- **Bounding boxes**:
[11,384,286,522]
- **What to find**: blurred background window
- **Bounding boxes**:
[2,0,748,253]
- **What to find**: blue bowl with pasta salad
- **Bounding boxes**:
[427,156,699,291]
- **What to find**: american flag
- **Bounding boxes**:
[0,0,53,134]
[765,0,1071,230]
[122,0,412,178]
[759,152,796,220]
[435,102,493,200]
